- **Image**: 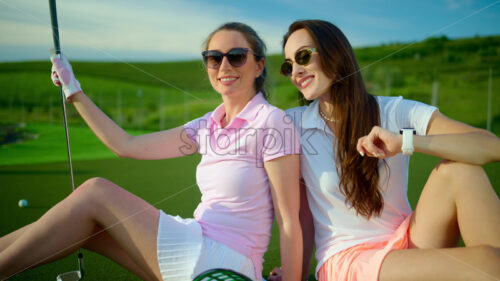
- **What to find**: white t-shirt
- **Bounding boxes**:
[286,96,438,275]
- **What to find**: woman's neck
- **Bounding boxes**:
[319,99,339,119]
[318,99,340,134]
[220,90,256,128]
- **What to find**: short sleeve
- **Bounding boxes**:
[395,98,438,136]
[379,96,438,136]
[183,112,212,148]
[262,109,301,162]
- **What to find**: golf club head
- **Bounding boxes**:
[56,270,81,281]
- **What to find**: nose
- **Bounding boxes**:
[291,61,305,78]
[219,56,232,71]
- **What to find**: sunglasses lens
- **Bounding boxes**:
[202,48,250,69]
[227,49,248,67]
[280,61,293,76]
[280,48,315,76]
[203,51,223,69]
[296,49,312,65]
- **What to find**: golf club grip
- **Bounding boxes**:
[48,0,61,54]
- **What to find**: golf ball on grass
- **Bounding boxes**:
[18,199,28,208]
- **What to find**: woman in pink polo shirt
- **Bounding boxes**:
[0,22,302,281]
[270,20,500,281]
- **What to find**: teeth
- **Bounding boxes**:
[301,77,313,87]
[220,77,237,82]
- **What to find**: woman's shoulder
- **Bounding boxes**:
[185,111,213,128]
[285,105,308,128]
[285,105,308,115]
[375,95,434,115]
[374,95,404,108]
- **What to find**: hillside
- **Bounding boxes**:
[0,35,499,133]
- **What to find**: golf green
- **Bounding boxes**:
[1,154,498,280]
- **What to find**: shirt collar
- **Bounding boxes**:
[210,92,266,127]
[301,99,333,135]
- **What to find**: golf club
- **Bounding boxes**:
[48,0,85,280]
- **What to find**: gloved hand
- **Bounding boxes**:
[50,50,82,102]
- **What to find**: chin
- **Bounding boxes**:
[300,90,320,101]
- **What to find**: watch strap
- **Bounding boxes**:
[400,128,415,155]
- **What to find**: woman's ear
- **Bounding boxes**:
[255,58,265,78]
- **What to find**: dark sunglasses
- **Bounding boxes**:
[202,47,257,69]
[280,48,316,76]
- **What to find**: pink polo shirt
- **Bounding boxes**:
[184,92,300,279]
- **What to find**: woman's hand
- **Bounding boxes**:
[357,126,402,159]
[50,50,82,101]
[268,267,282,281]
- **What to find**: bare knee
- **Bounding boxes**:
[432,160,485,191]
[434,160,483,177]
[470,245,500,273]
[71,177,116,205]
[471,245,500,258]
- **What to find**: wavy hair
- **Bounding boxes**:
[283,20,383,218]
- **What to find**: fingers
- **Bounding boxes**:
[356,137,367,157]
[49,49,60,64]
[48,50,82,100]
[268,266,282,281]
[51,65,61,87]
[357,126,386,158]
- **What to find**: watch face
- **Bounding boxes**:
[400,128,416,135]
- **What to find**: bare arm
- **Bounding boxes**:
[265,154,303,281]
[299,179,314,281]
[269,179,314,281]
[50,53,197,160]
[415,111,500,164]
[357,111,500,165]
[71,93,197,159]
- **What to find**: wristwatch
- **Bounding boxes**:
[399,128,416,155]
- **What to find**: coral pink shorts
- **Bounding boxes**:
[318,214,412,281]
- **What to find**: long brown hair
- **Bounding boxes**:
[283,20,383,219]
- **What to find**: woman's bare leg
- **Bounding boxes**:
[1,224,151,280]
[83,226,154,281]
[379,160,500,280]
[380,246,500,281]
[0,224,31,252]
[0,177,163,281]
[409,161,500,248]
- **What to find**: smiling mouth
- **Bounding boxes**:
[218,76,238,85]
[299,76,314,89]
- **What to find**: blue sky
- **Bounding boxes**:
[0,0,499,62]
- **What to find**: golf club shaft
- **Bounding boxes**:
[49,1,84,278]
[48,0,75,193]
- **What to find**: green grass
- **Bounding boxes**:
[0,123,116,165]
[0,156,202,281]
[1,126,499,280]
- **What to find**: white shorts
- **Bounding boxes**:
[156,210,256,281]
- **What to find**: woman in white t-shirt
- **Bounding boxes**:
[270,19,500,281]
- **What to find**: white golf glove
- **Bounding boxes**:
[50,51,82,102]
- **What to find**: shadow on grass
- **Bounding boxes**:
[20,205,51,210]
